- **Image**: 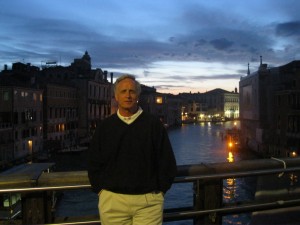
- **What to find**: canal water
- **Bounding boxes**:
[53,121,258,224]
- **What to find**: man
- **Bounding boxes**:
[88,74,177,225]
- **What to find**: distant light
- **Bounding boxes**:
[156,96,163,104]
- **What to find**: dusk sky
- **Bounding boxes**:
[1,0,300,94]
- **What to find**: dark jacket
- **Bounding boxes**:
[88,112,177,194]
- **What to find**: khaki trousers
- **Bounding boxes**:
[98,189,164,225]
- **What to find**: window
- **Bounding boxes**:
[3,91,9,101]
[21,112,26,123]
[156,96,163,104]
[14,112,18,124]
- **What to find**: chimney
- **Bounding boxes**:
[247,63,250,75]
[103,70,108,81]
[259,55,268,70]
[110,72,113,84]
[260,55,262,66]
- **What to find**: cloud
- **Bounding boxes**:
[0,1,294,68]
[275,21,300,37]
[1,0,300,93]
[210,38,234,50]
[167,74,241,81]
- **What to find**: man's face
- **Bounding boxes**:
[115,78,139,113]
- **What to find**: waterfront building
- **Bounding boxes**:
[181,100,206,122]
[139,86,182,127]
[239,58,300,157]
[70,52,112,142]
[0,86,43,167]
[38,52,112,145]
[0,52,112,165]
[179,88,239,122]
[42,83,79,152]
[223,89,239,119]
[0,88,14,168]
[72,71,112,143]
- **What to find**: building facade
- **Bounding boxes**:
[0,86,43,166]
[138,86,182,127]
[239,59,300,157]
[0,51,112,166]
[43,84,79,152]
[179,88,239,122]
[39,52,112,146]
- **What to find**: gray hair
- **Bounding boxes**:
[114,74,141,96]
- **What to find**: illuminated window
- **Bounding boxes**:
[156,96,163,104]
[61,124,64,131]
[3,91,9,101]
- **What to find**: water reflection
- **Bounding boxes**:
[165,121,255,225]
[222,149,254,225]
[169,122,231,165]
[224,151,237,202]
[227,151,234,163]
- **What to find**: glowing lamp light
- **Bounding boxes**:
[291,151,297,157]
[156,97,163,104]
[28,139,33,154]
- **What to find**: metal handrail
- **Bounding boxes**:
[164,198,300,219]
[0,184,91,193]
[1,166,300,193]
[1,157,300,224]
[177,166,300,181]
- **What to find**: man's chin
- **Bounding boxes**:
[121,105,138,111]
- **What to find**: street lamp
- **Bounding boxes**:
[28,139,33,162]
[28,140,32,153]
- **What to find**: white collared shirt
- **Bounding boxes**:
[117,107,143,124]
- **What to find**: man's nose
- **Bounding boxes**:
[125,91,131,98]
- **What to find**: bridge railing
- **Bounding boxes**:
[1,157,300,224]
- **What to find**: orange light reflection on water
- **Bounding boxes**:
[224,151,236,201]
[227,151,234,163]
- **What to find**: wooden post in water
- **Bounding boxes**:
[21,191,53,223]
[193,178,222,225]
